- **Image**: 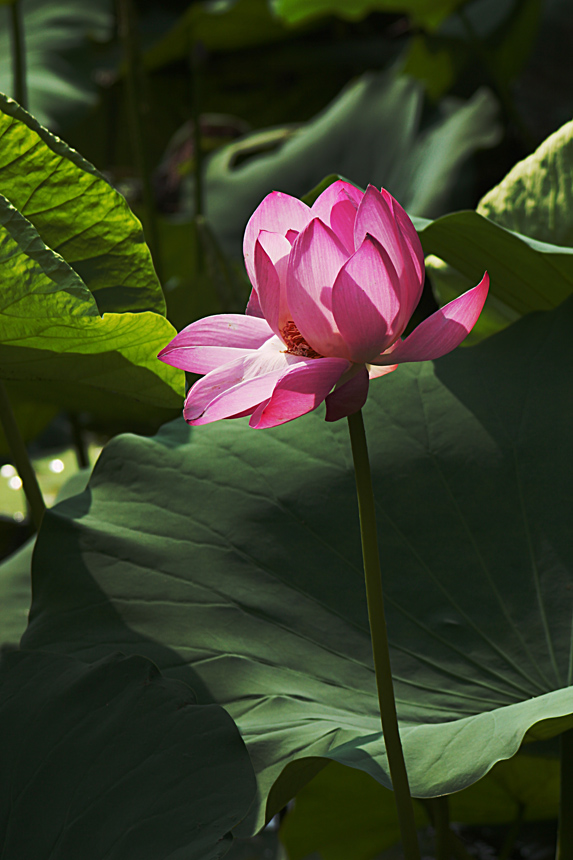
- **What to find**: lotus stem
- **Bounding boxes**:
[347,408,421,860]
[9,0,27,109]
[557,728,573,860]
[0,381,45,530]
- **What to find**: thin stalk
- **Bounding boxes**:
[419,798,472,860]
[0,381,45,530]
[189,41,204,219]
[557,729,573,860]
[9,0,27,109]
[68,413,90,470]
[457,7,535,152]
[433,796,451,860]
[347,409,421,860]
[117,0,163,281]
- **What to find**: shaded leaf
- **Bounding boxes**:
[0,94,165,316]
[0,649,256,858]
[414,210,573,338]
[23,297,573,833]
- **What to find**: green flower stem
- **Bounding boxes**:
[557,728,573,860]
[347,409,421,860]
[9,0,27,109]
[118,0,163,282]
[0,381,45,530]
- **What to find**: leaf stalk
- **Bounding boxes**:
[0,381,45,530]
[557,728,573,860]
[9,0,27,109]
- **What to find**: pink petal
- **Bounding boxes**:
[381,189,424,284]
[331,234,402,363]
[249,357,350,429]
[373,273,490,365]
[243,191,310,287]
[354,186,424,331]
[188,370,285,425]
[287,218,350,358]
[325,366,369,421]
[158,314,274,373]
[311,180,364,219]
[311,180,363,252]
[183,338,293,424]
[254,231,292,336]
[368,363,398,379]
[246,288,264,318]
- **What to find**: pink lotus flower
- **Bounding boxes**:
[158,181,488,429]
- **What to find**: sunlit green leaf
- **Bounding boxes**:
[23,297,573,833]
[0,649,256,858]
[477,117,573,246]
[0,197,184,419]
[0,94,165,316]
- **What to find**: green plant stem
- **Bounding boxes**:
[68,413,89,470]
[557,729,573,860]
[0,381,45,530]
[118,0,163,281]
[9,0,27,109]
[347,409,420,860]
[432,796,451,860]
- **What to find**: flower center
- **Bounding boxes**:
[281,321,323,358]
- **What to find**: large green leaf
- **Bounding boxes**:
[23,298,573,833]
[477,117,573,247]
[281,752,559,860]
[0,649,256,858]
[0,196,184,419]
[270,0,466,30]
[204,70,499,259]
[0,0,113,131]
[0,94,165,316]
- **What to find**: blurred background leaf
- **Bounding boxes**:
[0,0,113,130]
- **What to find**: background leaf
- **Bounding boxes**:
[0,0,113,130]
[202,70,499,259]
[269,0,467,30]
[477,117,573,246]
[424,116,573,340]
[0,649,256,859]
[22,297,573,834]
